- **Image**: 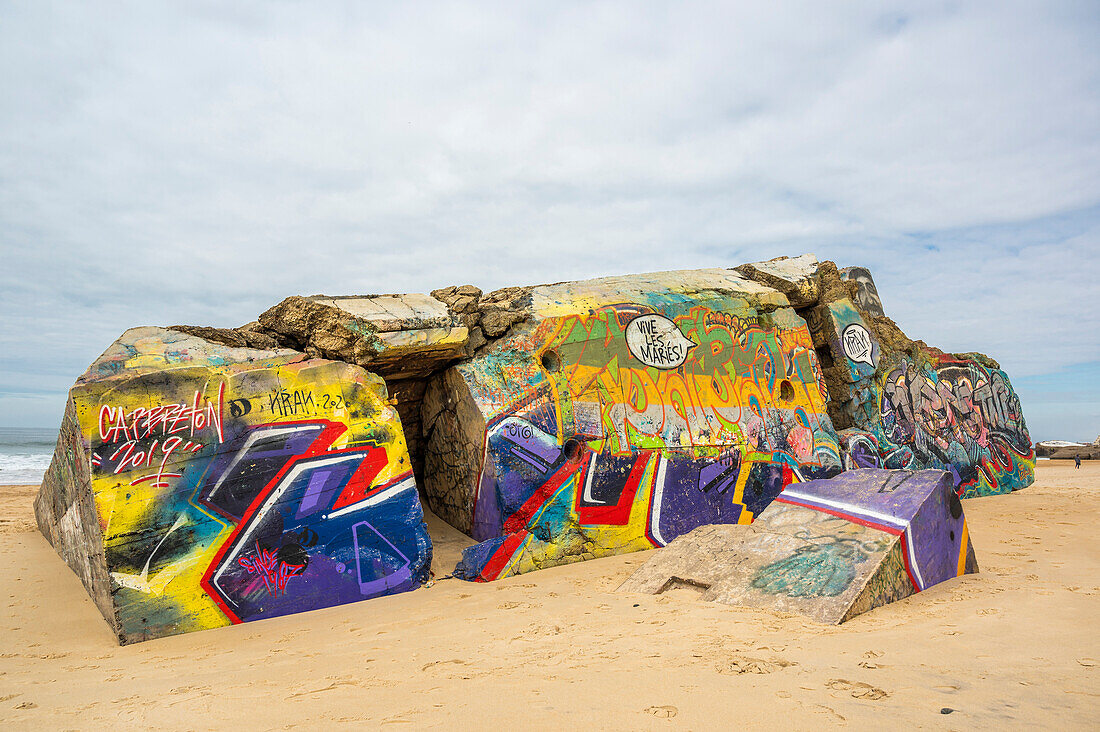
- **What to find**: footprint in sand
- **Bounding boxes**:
[716,656,795,675]
[380,716,416,725]
[644,705,678,719]
[420,659,468,672]
[826,679,889,700]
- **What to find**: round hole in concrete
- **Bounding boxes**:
[541,349,561,373]
[563,437,583,462]
[779,379,794,401]
[949,490,963,520]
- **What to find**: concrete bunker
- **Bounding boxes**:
[35,255,1035,643]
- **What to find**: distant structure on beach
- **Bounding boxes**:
[34,255,1034,643]
[1036,439,1099,460]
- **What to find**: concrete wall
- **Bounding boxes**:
[421,270,844,581]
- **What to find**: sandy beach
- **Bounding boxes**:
[0,461,1096,729]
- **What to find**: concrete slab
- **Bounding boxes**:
[618,469,977,623]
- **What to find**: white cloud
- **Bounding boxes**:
[0,1,1097,434]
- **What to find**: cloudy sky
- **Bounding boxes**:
[1,1,1097,441]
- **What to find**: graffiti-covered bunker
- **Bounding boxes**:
[35,255,1033,643]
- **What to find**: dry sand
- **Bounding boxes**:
[0,461,1097,729]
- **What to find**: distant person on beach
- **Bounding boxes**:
[1075,455,1082,469]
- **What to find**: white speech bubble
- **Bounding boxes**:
[841,323,876,367]
[626,314,696,369]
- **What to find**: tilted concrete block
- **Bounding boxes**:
[734,254,821,308]
[618,469,977,623]
[35,327,432,644]
[421,269,845,581]
[827,269,1035,497]
[257,293,468,380]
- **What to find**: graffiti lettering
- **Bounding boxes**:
[109,436,203,488]
[625,314,696,369]
[705,311,762,331]
[98,383,225,445]
[319,393,344,410]
[841,324,875,367]
[878,360,1031,495]
[268,388,317,417]
[237,543,305,597]
[95,383,225,488]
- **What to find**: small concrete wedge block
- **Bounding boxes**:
[618,468,977,624]
[34,327,432,644]
[426,269,845,582]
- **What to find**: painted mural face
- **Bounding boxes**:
[80,348,431,641]
[840,266,885,318]
[456,301,843,581]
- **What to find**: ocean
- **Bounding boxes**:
[0,427,58,485]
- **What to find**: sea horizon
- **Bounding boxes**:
[0,427,58,485]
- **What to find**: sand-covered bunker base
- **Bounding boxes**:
[1,462,1097,729]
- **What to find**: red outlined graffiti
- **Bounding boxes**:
[198,419,406,624]
[237,542,306,597]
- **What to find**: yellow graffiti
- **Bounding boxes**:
[76,357,409,632]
